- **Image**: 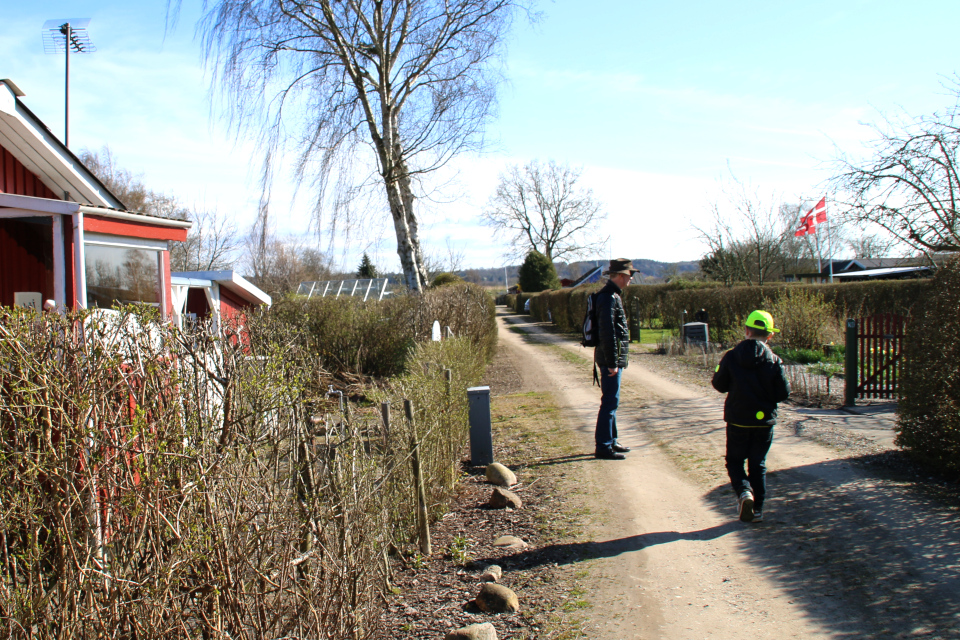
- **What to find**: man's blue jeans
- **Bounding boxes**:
[595,366,621,450]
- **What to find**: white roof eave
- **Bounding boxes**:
[172,270,272,307]
[0,83,124,209]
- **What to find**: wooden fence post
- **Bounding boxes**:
[381,401,391,450]
[444,368,452,396]
[404,399,431,556]
[844,318,857,407]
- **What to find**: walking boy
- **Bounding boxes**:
[711,310,791,522]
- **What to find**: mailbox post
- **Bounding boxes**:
[467,386,494,466]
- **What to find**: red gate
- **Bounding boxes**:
[856,313,907,399]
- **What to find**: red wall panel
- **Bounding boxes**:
[0,146,59,199]
[0,219,54,306]
[85,215,188,242]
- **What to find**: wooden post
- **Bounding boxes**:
[381,401,391,450]
[844,318,857,407]
[444,368,452,396]
[405,399,431,555]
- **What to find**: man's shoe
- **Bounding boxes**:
[752,510,763,523]
[738,491,755,522]
[611,442,631,453]
[595,448,626,460]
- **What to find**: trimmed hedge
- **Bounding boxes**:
[896,258,960,476]
[528,279,932,343]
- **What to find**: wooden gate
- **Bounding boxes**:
[855,313,907,399]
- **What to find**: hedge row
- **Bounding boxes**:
[897,259,960,476]
[527,279,932,338]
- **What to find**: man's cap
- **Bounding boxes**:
[603,258,640,276]
[745,310,779,333]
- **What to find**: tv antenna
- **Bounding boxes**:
[42,19,96,149]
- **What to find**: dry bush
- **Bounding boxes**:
[767,288,840,350]
[270,282,496,377]
[0,300,490,638]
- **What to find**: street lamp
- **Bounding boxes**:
[42,19,96,148]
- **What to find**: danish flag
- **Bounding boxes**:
[794,197,827,237]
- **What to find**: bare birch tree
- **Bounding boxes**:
[833,91,960,256]
[482,159,608,263]
[192,0,523,292]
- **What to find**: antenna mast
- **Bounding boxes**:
[42,18,96,148]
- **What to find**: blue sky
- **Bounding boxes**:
[3,1,960,270]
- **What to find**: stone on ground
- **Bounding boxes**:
[487,487,522,510]
[485,463,517,487]
[479,565,502,582]
[475,583,520,613]
[492,535,528,550]
[445,622,498,640]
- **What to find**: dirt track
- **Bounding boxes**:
[496,309,960,639]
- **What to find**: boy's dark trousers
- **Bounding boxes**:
[725,424,774,510]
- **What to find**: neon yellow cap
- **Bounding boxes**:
[745,310,779,333]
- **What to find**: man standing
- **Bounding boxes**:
[594,259,639,460]
[711,310,791,522]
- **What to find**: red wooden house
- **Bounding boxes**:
[0,78,191,316]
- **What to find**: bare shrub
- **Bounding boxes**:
[0,299,490,638]
[767,288,839,350]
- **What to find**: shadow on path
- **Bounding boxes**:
[479,522,739,570]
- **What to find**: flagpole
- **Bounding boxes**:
[814,215,822,282]
[827,197,834,284]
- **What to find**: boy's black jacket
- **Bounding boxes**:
[712,339,791,427]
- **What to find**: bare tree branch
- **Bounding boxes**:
[832,88,960,254]
[482,159,608,263]
[194,0,525,291]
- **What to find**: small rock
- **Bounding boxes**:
[485,463,517,487]
[474,583,520,614]
[445,622,498,640]
[487,487,522,510]
[479,565,503,582]
[492,535,528,550]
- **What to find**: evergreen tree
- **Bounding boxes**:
[517,250,560,292]
[356,253,378,278]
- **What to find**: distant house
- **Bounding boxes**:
[783,258,933,283]
[0,78,191,316]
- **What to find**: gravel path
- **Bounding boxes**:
[500,309,960,639]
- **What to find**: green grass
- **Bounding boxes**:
[635,328,674,343]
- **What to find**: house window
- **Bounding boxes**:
[84,235,164,309]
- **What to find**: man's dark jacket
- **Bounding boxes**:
[712,338,791,427]
[594,279,629,369]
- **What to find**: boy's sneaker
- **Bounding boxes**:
[737,491,755,522]
[752,510,763,523]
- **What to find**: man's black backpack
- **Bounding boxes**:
[581,292,600,347]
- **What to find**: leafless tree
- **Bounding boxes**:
[847,233,895,259]
[191,0,524,292]
[832,89,960,256]
[80,146,241,272]
[483,159,608,263]
[694,176,790,285]
[169,207,242,271]
[79,146,184,217]
[242,229,334,296]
